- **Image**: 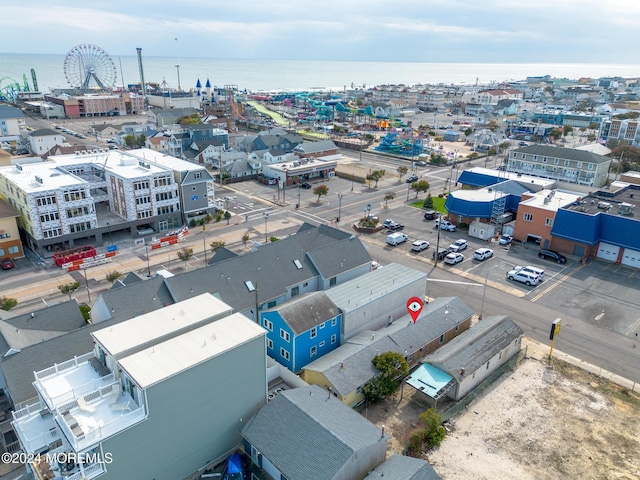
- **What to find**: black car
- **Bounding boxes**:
[406,175,419,183]
[423,210,438,220]
[538,249,567,264]
[386,222,404,231]
[300,182,312,189]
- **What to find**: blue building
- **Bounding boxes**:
[261,292,342,372]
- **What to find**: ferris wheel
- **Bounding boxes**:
[63,44,117,92]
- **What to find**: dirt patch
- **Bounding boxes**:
[365,356,640,480]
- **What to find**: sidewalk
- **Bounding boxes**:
[522,337,639,393]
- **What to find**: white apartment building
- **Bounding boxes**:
[0,149,213,254]
[12,293,267,480]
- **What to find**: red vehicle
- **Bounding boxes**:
[1,258,14,270]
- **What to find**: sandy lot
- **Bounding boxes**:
[366,349,640,480]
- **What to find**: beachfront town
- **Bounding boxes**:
[1,51,640,480]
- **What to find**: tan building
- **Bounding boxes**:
[513,189,581,248]
[0,198,23,259]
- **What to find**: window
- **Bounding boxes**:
[319,341,325,347]
[266,338,273,349]
[499,350,503,360]
[267,300,276,308]
[194,172,202,179]
[331,334,337,344]
[331,318,337,327]
[564,160,570,166]
[486,362,490,370]
[303,282,308,287]
[7,245,19,254]
[521,154,526,159]
[523,213,533,222]
[0,248,4,256]
[512,152,516,158]
[280,329,290,342]
[545,218,553,227]
[263,319,273,331]
[533,155,537,161]
[542,157,548,163]
[280,348,290,361]
[439,334,444,344]
[310,346,317,357]
[291,286,299,297]
[329,277,337,287]
[554,158,559,165]
[310,327,317,339]
[588,163,594,170]
[319,323,325,329]
[577,162,582,168]
[455,324,460,332]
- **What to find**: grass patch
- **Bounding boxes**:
[409,196,448,213]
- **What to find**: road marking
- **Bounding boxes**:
[530,263,586,303]
[625,316,640,336]
[630,269,639,279]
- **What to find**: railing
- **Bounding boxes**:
[0,417,15,433]
[34,352,94,380]
[70,404,146,451]
[17,425,60,453]
[66,462,106,480]
[12,400,44,420]
[45,374,116,410]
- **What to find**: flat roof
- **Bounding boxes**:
[521,189,582,211]
[0,164,85,192]
[129,148,207,172]
[92,293,233,357]
[51,151,170,179]
[564,186,640,217]
[449,189,509,203]
[406,363,453,398]
[118,312,265,388]
[466,167,556,188]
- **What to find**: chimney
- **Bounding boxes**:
[327,387,332,399]
[381,425,385,438]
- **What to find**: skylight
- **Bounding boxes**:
[293,260,303,270]
[245,281,256,292]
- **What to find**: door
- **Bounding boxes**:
[159,220,168,231]
[597,242,620,262]
[621,248,640,268]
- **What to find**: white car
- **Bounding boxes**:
[513,265,545,279]
[473,248,494,261]
[444,252,464,265]
[411,240,430,252]
[498,235,513,245]
[507,269,541,286]
[434,219,456,232]
[448,239,468,253]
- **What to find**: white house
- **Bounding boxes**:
[28,129,66,155]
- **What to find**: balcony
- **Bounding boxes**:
[31,452,105,480]
[12,400,62,453]
[34,353,115,411]
[56,384,146,451]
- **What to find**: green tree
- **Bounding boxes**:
[269,236,280,243]
[423,193,434,209]
[105,270,122,284]
[136,133,146,148]
[313,184,329,202]
[79,304,91,322]
[487,119,499,132]
[397,166,408,180]
[588,122,600,130]
[176,247,194,270]
[419,408,447,447]
[178,114,203,125]
[563,125,574,137]
[224,211,232,224]
[58,281,81,301]
[210,240,226,252]
[362,351,409,404]
[242,232,250,248]
[411,179,430,198]
[550,128,564,141]
[124,134,136,149]
[464,127,473,136]
[0,297,18,311]
[366,169,386,188]
[383,192,395,208]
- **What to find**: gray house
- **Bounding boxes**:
[12,294,267,480]
[365,454,442,480]
[241,384,389,480]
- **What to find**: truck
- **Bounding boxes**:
[386,232,408,246]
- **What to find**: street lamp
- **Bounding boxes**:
[83,268,91,303]
[145,243,151,277]
[263,212,269,242]
[336,193,343,222]
[175,65,181,91]
[479,264,501,320]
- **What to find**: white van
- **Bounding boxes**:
[387,232,408,246]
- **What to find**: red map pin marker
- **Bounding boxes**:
[406,297,424,323]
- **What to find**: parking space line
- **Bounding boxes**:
[530,263,586,303]
[625,316,640,336]
[629,269,639,279]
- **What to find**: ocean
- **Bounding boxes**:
[1,52,639,94]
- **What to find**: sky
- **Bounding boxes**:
[2,0,640,63]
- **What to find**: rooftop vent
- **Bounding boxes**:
[618,202,635,216]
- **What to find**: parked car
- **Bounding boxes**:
[387,232,408,246]
[423,210,438,220]
[411,240,430,252]
[415,160,427,166]
[300,182,312,189]
[386,222,404,232]
[444,252,465,265]
[433,247,450,261]
[382,219,394,228]
[513,265,545,279]
[498,234,513,245]
[518,141,528,147]
[434,219,456,232]
[1,258,14,270]
[406,175,419,183]
[538,249,567,264]
[506,269,541,286]
[448,239,468,253]
[473,248,494,261]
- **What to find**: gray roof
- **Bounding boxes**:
[515,145,611,164]
[110,272,143,290]
[168,224,370,311]
[303,297,474,396]
[306,237,374,280]
[29,128,60,137]
[155,107,198,118]
[0,301,85,357]
[325,263,427,314]
[487,179,534,196]
[241,384,388,480]
[426,315,523,381]
[365,455,442,480]
[274,292,340,335]
[0,105,25,119]
[293,140,339,155]
[95,276,174,322]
